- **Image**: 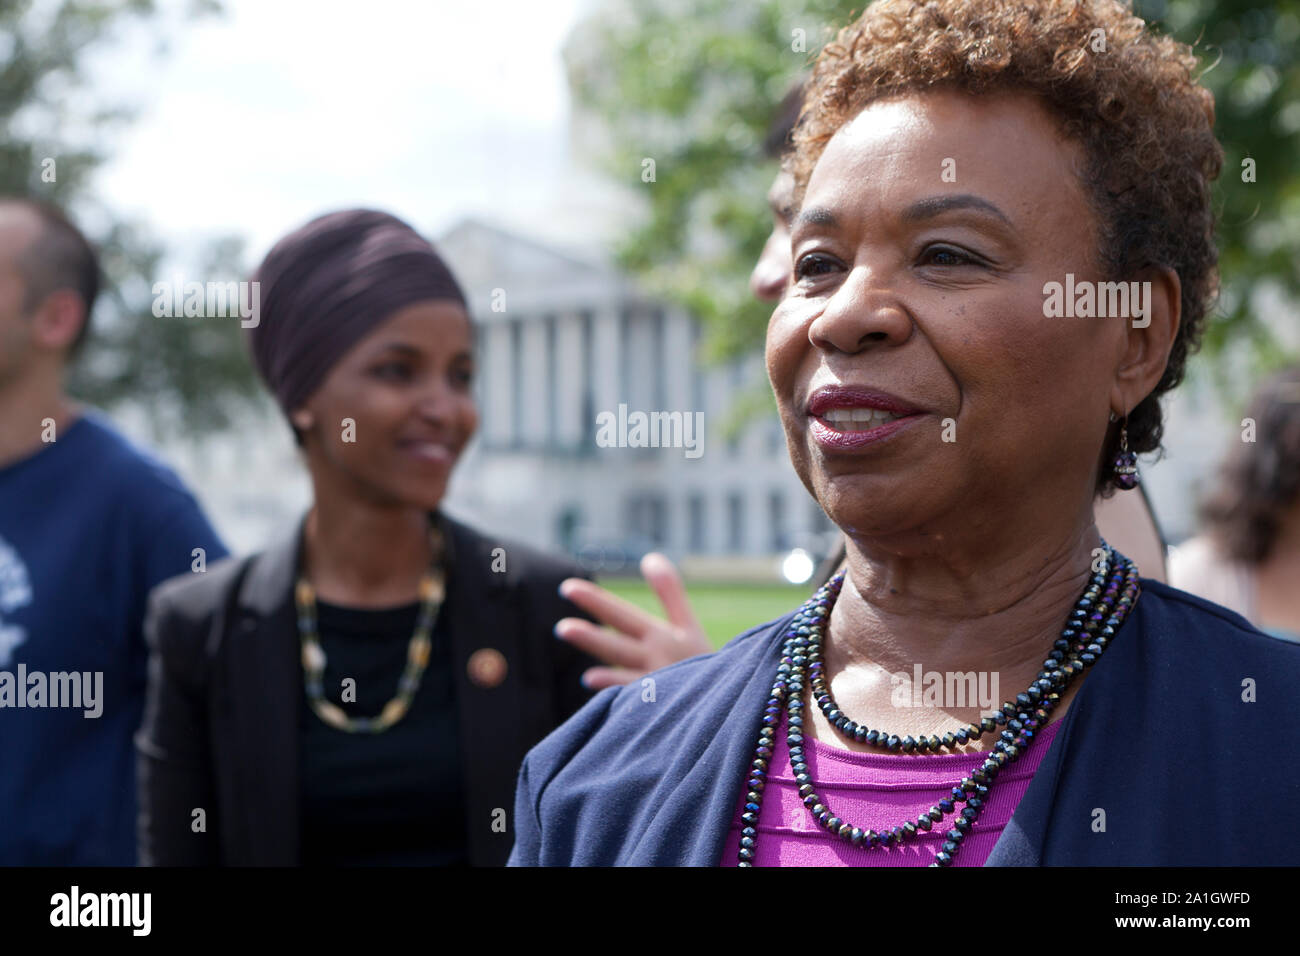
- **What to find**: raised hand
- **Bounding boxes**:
[555,552,712,689]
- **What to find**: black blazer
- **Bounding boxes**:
[135,510,598,866]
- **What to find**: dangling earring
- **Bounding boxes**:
[1111,413,1139,490]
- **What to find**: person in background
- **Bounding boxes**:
[556,81,1167,688]
[0,197,227,864]
[1170,364,1300,641]
[137,209,599,866]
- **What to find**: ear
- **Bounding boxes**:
[1110,265,1180,416]
[29,290,86,352]
[290,407,315,432]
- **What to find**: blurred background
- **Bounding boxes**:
[5,0,1297,643]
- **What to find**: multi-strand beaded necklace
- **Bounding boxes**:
[737,542,1140,866]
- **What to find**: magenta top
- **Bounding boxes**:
[720,712,1062,866]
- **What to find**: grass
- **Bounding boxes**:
[596,578,810,650]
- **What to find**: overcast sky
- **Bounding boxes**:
[90,0,625,269]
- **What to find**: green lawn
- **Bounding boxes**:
[596,579,809,650]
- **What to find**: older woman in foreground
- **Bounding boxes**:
[509,0,1300,867]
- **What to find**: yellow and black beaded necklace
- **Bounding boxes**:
[295,523,446,734]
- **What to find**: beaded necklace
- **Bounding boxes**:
[737,542,1140,866]
[295,524,446,734]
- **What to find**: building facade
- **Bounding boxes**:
[437,218,834,570]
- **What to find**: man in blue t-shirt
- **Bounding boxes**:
[0,198,228,864]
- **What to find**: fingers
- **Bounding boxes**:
[640,553,709,653]
[559,577,660,638]
[555,616,654,671]
[579,665,645,691]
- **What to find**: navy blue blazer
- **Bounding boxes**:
[509,580,1300,865]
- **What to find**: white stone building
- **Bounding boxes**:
[436,218,834,570]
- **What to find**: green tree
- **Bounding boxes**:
[565,0,1300,410]
[1,0,260,439]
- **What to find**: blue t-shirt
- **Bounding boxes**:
[0,410,228,864]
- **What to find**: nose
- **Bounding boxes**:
[806,262,913,354]
[414,375,466,428]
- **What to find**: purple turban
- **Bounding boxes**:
[247,208,467,417]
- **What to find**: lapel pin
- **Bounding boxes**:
[467,648,508,688]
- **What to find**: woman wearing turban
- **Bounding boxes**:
[136,209,599,866]
[510,0,1300,866]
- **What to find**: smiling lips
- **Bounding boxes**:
[398,438,457,465]
[806,385,925,449]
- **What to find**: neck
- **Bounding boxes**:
[830,512,1103,678]
[302,486,435,607]
[1262,505,1300,567]
[0,368,77,470]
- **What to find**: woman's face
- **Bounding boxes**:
[294,299,477,510]
[767,90,1127,545]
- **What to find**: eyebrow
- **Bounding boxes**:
[766,189,794,221]
[792,206,839,231]
[901,194,1013,226]
[793,193,1014,232]
[376,343,422,357]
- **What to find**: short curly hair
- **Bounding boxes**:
[788,0,1223,494]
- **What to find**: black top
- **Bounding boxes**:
[299,599,467,866]
[137,510,601,866]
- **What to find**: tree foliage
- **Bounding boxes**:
[1,0,259,439]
